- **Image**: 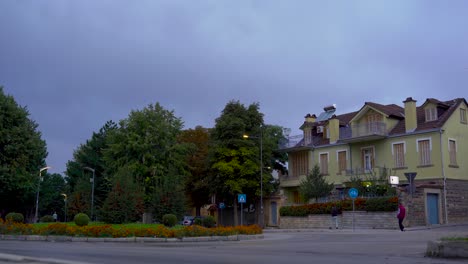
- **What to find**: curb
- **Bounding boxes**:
[0,234,263,243]
[426,240,468,258]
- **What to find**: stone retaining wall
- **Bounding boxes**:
[280,211,398,229]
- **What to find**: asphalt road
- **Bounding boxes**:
[1,225,467,264]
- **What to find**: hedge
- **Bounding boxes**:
[280,197,398,217]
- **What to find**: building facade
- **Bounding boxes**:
[279,97,468,226]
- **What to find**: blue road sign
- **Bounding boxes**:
[219,202,225,209]
[238,194,246,204]
[348,188,358,199]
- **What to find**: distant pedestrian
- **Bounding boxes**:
[397,202,406,231]
[53,212,57,222]
[330,206,339,229]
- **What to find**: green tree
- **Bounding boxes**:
[210,100,284,225]
[0,87,47,218]
[100,167,144,224]
[178,126,211,216]
[38,173,66,219]
[65,120,117,217]
[104,103,189,221]
[299,164,334,203]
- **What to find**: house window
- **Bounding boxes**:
[367,113,383,134]
[319,152,329,175]
[290,151,309,177]
[417,139,432,166]
[461,108,467,124]
[361,147,374,172]
[449,139,457,166]
[392,142,406,168]
[425,107,438,122]
[337,150,347,174]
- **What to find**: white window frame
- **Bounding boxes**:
[416,137,432,152]
[391,141,406,155]
[336,149,349,161]
[336,149,348,174]
[360,146,376,172]
[391,141,406,168]
[460,108,467,124]
[319,152,329,175]
[416,137,432,166]
[425,107,438,122]
[448,138,457,153]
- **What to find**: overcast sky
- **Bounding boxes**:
[1,0,468,174]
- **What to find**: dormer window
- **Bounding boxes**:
[425,107,438,122]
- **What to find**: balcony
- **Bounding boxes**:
[339,122,387,143]
[279,174,302,187]
[278,134,305,150]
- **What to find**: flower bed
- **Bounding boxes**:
[0,219,262,238]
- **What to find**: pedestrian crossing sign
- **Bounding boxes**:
[238,194,246,204]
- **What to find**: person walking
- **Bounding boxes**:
[330,206,339,229]
[397,202,406,231]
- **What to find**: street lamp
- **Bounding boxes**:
[34,166,51,223]
[61,193,67,222]
[243,127,264,228]
[83,166,95,221]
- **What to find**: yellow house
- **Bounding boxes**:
[280,97,468,226]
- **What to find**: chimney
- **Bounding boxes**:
[329,115,340,144]
[403,97,417,133]
[305,114,317,123]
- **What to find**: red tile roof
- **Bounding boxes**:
[291,97,467,149]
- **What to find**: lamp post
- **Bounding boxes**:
[243,126,264,228]
[34,166,51,223]
[83,167,95,221]
[61,193,67,222]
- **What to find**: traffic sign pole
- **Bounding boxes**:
[348,188,358,232]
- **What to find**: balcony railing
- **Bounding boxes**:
[278,134,304,149]
[340,122,387,140]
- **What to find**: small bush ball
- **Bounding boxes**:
[162,214,177,227]
[74,213,90,226]
[40,215,55,223]
[5,212,24,223]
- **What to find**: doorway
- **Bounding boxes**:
[427,193,439,225]
[271,202,277,226]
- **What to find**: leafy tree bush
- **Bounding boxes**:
[40,215,55,223]
[162,214,177,227]
[5,212,24,223]
[74,213,90,226]
[299,164,334,202]
[193,217,203,226]
[100,167,144,224]
[202,216,216,228]
[0,87,47,215]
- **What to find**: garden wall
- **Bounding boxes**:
[280,211,399,229]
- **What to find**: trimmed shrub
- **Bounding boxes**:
[280,197,398,216]
[193,217,203,226]
[162,214,177,227]
[5,212,24,223]
[74,213,90,226]
[40,215,55,223]
[202,216,216,228]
